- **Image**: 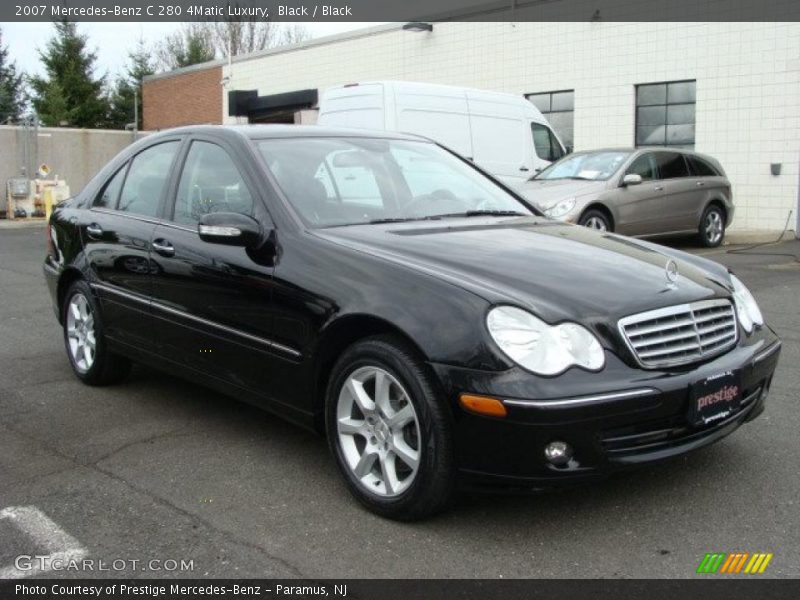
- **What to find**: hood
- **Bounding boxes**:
[517,178,606,209]
[314,217,733,325]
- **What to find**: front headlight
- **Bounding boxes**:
[543,198,576,219]
[730,274,763,333]
[486,306,605,376]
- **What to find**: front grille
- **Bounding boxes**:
[619,299,738,368]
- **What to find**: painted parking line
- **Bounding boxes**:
[0,506,87,579]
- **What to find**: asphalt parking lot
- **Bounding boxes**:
[1,224,798,579]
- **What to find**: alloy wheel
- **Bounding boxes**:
[336,366,421,497]
[66,293,96,373]
[705,210,723,244]
[584,216,608,231]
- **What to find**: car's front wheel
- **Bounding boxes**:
[699,204,726,247]
[579,209,612,232]
[325,335,455,520]
[62,280,131,385]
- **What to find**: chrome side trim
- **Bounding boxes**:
[754,341,781,364]
[503,387,659,409]
[90,282,301,359]
[90,207,197,234]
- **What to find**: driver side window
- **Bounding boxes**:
[626,153,658,181]
[532,123,565,162]
[173,141,254,226]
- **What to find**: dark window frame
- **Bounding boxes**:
[635,80,696,149]
[526,89,574,153]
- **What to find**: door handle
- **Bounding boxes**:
[519,166,530,172]
[654,185,664,192]
[86,223,103,239]
[152,239,175,257]
[696,181,706,187]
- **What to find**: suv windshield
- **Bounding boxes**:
[535,151,630,181]
[257,137,534,227]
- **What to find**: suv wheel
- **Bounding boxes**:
[325,335,455,520]
[579,209,612,232]
[699,205,725,247]
[63,280,131,385]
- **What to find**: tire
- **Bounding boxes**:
[579,209,612,232]
[62,279,131,386]
[325,335,455,521]
[698,204,726,248]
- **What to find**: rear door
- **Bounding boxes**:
[148,135,283,395]
[653,151,697,232]
[84,139,182,348]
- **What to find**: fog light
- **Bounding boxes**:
[544,441,573,466]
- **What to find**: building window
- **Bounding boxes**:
[635,80,696,148]
[526,90,574,153]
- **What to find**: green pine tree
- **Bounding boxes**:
[107,37,154,130]
[30,21,110,128]
[0,27,25,123]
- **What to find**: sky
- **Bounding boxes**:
[0,22,377,79]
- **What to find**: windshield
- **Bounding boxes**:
[535,151,630,181]
[256,137,534,227]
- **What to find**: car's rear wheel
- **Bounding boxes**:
[579,209,612,232]
[63,280,131,385]
[699,204,725,247]
[325,335,455,520]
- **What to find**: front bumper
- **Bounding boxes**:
[432,327,781,489]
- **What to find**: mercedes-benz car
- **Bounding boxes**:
[517,148,734,247]
[44,126,780,520]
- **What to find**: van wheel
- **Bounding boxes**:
[699,205,725,247]
[325,335,455,521]
[63,280,131,385]
[579,209,612,232]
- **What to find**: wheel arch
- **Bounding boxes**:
[310,313,433,434]
[56,267,86,324]
[580,203,615,231]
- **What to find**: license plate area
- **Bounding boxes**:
[689,370,741,427]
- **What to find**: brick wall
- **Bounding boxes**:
[143,65,222,131]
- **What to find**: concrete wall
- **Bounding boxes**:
[1,125,147,207]
[143,65,223,131]
[220,21,800,233]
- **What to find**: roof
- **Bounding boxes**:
[145,123,430,142]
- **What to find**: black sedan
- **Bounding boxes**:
[44,125,781,520]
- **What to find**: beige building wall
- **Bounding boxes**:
[222,21,800,233]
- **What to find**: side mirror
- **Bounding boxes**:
[622,173,642,187]
[198,212,262,247]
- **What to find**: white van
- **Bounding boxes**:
[317,81,567,186]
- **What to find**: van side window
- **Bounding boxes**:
[655,151,690,179]
[625,154,658,181]
[687,155,720,177]
[173,141,254,226]
[326,151,383,207]
[118,142,180,218]
[531,123,564,162]
[94,164,127,208]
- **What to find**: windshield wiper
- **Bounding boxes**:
[462,210,528,217]
[367,215,443,224]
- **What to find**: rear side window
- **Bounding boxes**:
[625,154,658,181]
[118,142,180,218]
[687,155,720,177]
[94,165,127,208]
[655,152,689,179]
[173,141,254,226]
[531,123,564,162]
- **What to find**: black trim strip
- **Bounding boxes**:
[90,282,301,359]
[504,387,658,409]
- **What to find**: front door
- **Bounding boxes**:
[615,152,665,235]
[148,137,282,396]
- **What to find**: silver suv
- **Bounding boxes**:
[517,148,734,247]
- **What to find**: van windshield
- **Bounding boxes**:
[257,137,535,228]
[535,151,630,181]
